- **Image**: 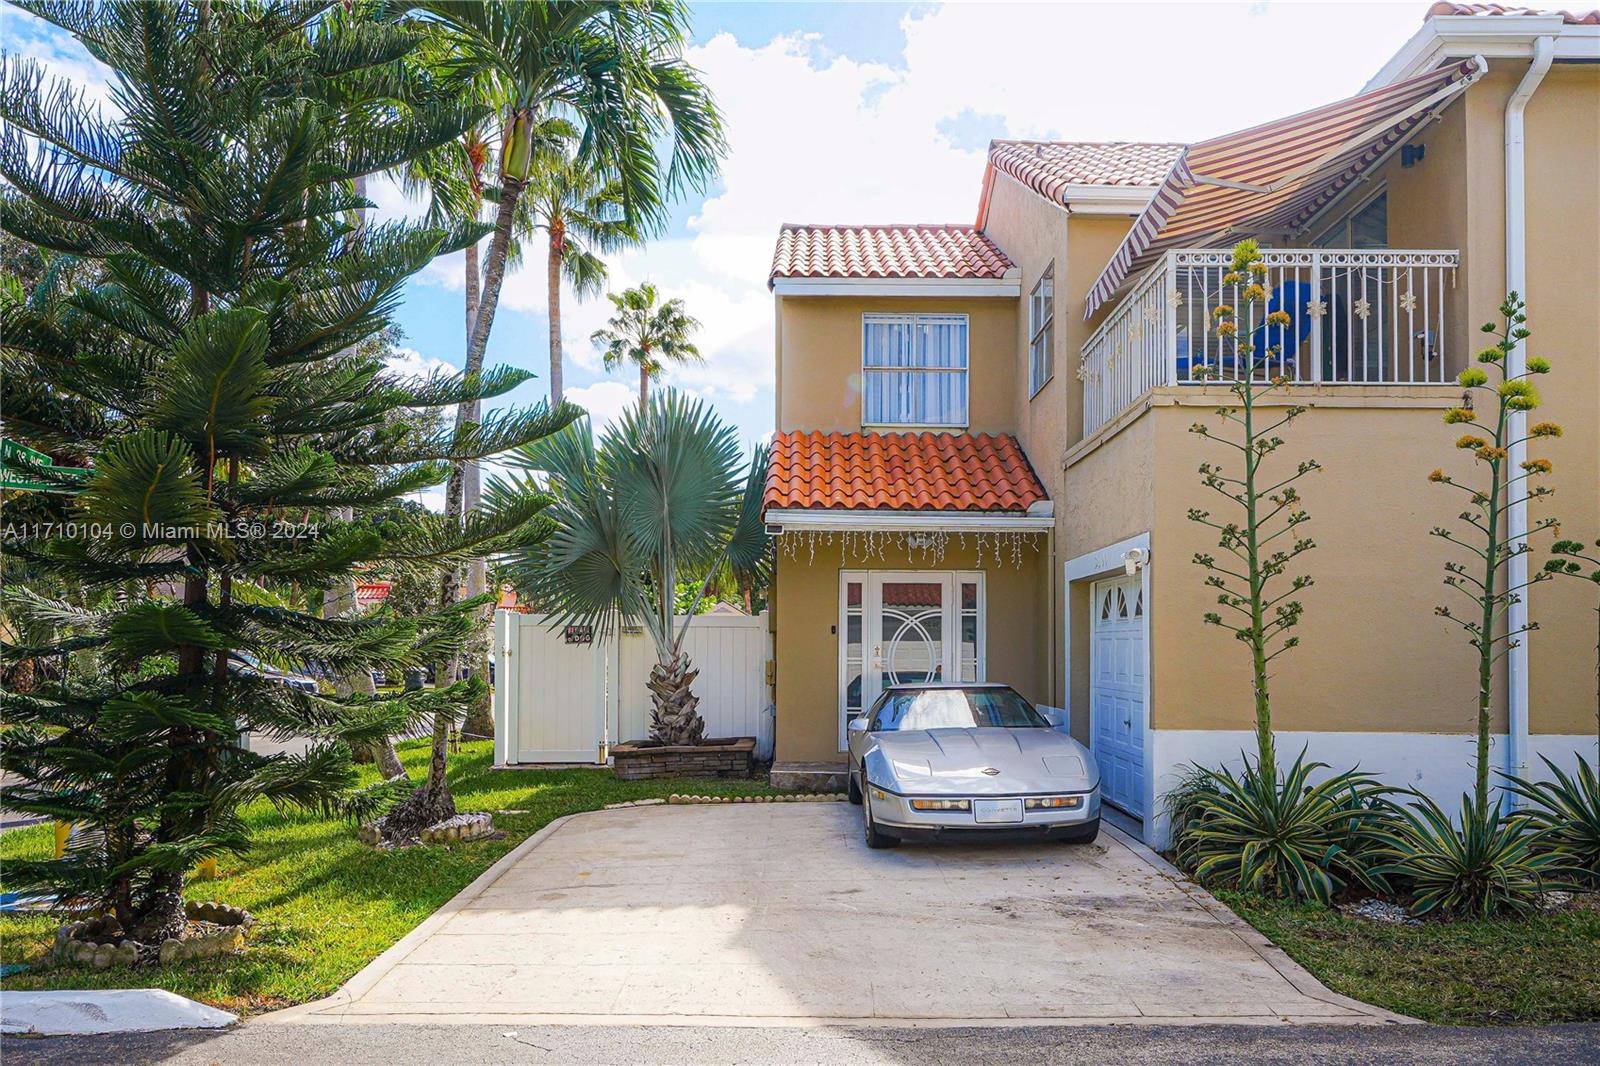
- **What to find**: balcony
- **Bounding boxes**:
[1079,248,1461,438]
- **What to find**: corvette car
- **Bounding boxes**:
[846,682,1101,848]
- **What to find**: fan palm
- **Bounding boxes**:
[592,283,703,405]
[491,391,768,744]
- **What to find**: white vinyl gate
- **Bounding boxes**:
[493,610,774,766]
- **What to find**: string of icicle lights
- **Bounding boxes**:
[776,528,1042,567]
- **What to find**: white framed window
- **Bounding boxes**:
[1029,265,1054,396]
[862,313,968,427]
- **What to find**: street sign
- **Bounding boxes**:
[0,438,88,493]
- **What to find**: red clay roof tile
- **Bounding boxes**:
[1425,3,1599,23]
[764,431,1047,513]
[769,224,1013,284]
[987,141,1184,205]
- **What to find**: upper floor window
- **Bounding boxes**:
[862,313,968,427]
[1313,190,1387,249]
[1029,265,1054,396]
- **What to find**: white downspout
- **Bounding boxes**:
[1504,36,1555,792]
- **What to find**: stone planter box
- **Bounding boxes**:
[611,736,756,781]
[51,900,254,971]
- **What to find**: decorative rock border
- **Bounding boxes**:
[51,901,253,971]
[665,793,847,804]
[419,812,496,844]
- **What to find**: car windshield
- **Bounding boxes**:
[869,687,1048,732]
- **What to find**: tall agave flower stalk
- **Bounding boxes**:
[1428,293,1561,810]
[1186,239,1319,775]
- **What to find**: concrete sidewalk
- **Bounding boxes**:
[267,803,1402,1028]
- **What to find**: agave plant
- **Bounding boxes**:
[1172,750,1392,904]
[492,390,769,745]
[1372,793,1566,917]
[1504,756,1600,886]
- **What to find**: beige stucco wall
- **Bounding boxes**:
[774,295,1020,433]
[772,541,1049,764]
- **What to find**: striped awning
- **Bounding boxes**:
[1084,57,1487,319]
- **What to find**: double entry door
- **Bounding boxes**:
[838,570,984,750]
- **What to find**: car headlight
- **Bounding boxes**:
[1025,796,1084,810]
[909,798,971,811]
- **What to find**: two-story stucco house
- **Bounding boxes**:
[761,4,1600,846]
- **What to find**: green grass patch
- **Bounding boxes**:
[0,740,778,1014]
[1222,890,1600,1025]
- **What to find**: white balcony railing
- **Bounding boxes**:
[1080,248,1460,437]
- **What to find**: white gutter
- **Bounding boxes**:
[764,507,1054,534]
[1504,35,1555,793]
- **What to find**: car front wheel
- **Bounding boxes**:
[862,786,899,849]
[1055,817,1100,845]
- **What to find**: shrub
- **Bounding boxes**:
[1172,750,1392,905]
[1504,756,1600,887]
[1372,793,1567,918]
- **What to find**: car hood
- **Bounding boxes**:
[866,727,1099,795]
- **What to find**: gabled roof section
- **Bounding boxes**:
[768,224,1014,286]
[989,141,1185,197]
[764,431,1047,514]
[977,141,1183,226]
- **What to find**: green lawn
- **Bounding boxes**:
[0,740,777,1014]
[1223,891,1600,1025]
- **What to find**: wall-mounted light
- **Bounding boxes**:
[1123,547,1148,576]
[1401,143,1425,168]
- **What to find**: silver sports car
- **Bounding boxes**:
[847,682,1101,848]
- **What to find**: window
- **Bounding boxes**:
[862,313,968,427]
[1029,265,1054,396]
[1313,190,1387,249]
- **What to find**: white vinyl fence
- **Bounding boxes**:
[492,610,774,766]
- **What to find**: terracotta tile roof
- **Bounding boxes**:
[764,431,1047,513]
[987,141,1184,204]
[769,224,1014,284]
[1425,2,1599,23]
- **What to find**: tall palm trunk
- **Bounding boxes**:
[461,234,494,742]
[546,221,564,405]
[395,175,525,828]
[639,362,649,407]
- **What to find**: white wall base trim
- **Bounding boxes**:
[1145,729,1599,849]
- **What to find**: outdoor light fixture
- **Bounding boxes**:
[1122,547,1147,575]
[1401,143,1425,168]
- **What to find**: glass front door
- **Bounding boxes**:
[839,571,984,749]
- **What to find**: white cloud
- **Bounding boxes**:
[383,345,456,381]
[564,381,638,434]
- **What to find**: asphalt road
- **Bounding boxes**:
[5,1022,1600,1065]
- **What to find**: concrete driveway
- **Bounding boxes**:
[273,803,1401,1027]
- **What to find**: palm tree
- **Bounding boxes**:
[493,391,769,745]
[592,283,704,406]
[521,143,636,405]
[398,0,724,433]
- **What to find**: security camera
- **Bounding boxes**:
[1123,548,1147,575]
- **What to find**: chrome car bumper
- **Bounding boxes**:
[866,783,1100,835]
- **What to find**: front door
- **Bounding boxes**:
[839,571,985,750]
[1090,574,1146,816]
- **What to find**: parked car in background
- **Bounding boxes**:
[847,683,1101,849]
[226,652,318,694]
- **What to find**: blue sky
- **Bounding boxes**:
[6,1,1436,504]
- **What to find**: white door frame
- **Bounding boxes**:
[838,570,986,751]
[1064,532,1154,829]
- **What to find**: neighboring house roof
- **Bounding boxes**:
[1424,2,1599,23]
[987,140,1184,200]
[764,431,1047,513]
[768,224,1014,285]
[355,581,390,609]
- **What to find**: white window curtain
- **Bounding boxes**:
[862,313,968,427]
